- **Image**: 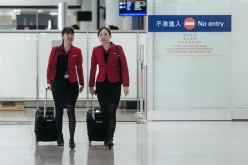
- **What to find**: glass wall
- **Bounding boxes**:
[147,0,248,120]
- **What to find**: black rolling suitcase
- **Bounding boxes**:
[86,95,106,144]
[34,87,58,143]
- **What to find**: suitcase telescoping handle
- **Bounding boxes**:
[91,94,95,120]
[43,87,49,117]
[44,87,56,117]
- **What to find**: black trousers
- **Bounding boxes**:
[96,80,121,141]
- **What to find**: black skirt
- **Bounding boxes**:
[51,54,79,109]
[52,80,79,109]
[96,79,121,107]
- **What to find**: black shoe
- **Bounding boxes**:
[107,141,114,149]
[69,139,75,149]
[57,137,64,146]
[104,141,108,146]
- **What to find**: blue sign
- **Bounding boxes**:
[148,15,231,32]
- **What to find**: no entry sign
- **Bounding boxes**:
[148,15,231,32]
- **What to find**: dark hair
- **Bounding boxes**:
[71,24,80,30]
[97,26,111,36]
[61,27,75,35]
[108,25,119,30]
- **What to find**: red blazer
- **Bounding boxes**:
[89,43,129,87]
[47,45,84,86]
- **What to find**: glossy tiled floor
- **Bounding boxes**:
[1,109,248,165]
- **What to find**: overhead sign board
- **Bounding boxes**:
[148,15,231,32]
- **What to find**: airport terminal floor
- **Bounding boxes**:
[1,109,248,165]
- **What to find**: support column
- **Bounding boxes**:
[58,2,67,30]
[80,0,97,31]
[91,0,97,30]
[105,0,119,28]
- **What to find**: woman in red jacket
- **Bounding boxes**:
[89,26,129,148]
[47,27,84,149]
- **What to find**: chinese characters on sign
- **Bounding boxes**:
[166,34,213,55]
[156,20,182,28]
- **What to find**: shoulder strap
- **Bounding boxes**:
[116,45,121,67]
[54,46,59,56]
[116,45,122,82]
[49,46,59,68]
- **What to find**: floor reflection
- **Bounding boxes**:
[34,145,64,165]
[87,145,114,165]
[69,150,75,165]
[1,114,248,165]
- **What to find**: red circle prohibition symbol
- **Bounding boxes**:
[184,17,196,30]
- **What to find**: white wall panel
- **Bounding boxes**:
[0,33,37,99]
